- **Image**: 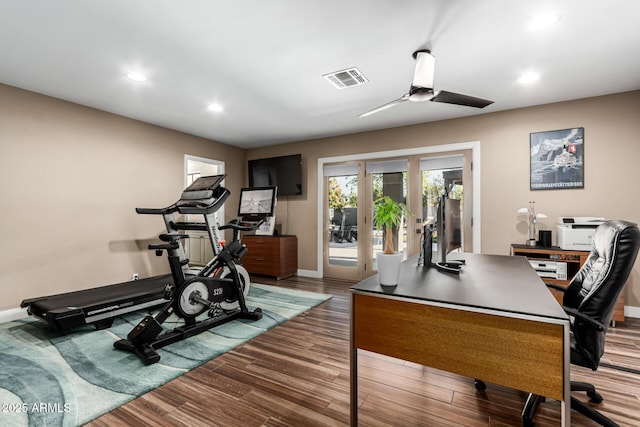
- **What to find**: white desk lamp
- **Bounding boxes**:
[518,201,547,246]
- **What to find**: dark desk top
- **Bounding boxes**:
[352,253,568,321]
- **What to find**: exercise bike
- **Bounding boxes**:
[114,175,264,365]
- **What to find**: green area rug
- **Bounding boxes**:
[0,284,331,427]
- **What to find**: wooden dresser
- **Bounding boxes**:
[511,244,625,324]
[242,235,298,279]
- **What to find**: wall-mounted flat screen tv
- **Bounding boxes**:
[248,154,302,196]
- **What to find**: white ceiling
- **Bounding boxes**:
[2,1,639,149]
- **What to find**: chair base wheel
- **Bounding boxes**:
[474,379,486,392]
[587,390,603,403]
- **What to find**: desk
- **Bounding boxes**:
[350,253,571,425]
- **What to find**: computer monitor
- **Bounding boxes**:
[238,186,277,220]
[432,193,464,274]
[436,196,462,263]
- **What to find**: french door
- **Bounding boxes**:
[322,150,473,281]
[323,162,365,281]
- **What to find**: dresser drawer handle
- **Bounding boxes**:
[256,257,266,261]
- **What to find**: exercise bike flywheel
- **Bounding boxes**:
[177,281,210,318]
[218,266,251,311]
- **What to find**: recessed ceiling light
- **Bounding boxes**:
[518,72,540,84]
[207,103,224,113]
[125,72,148,82]
[529,13,560,31]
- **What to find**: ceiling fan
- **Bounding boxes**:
[359,49,494,118]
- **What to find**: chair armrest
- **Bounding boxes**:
[545,282,567,293]
[562,306,606,331]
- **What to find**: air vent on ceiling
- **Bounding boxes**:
[323,67,368,89]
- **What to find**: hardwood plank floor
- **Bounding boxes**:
[87,276,640,426]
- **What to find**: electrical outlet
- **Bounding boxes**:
[132,273,139,281]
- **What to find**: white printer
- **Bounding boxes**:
[529,260,568,280]
[556,217,605,251]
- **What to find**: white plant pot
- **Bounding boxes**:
[377,252,403,286]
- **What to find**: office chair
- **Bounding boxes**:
[522,220,640,427]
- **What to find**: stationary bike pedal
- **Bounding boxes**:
[163,283,174,299]
[208,305,224,319]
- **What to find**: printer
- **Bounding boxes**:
[556,217,605,251]
[529,260,568,280]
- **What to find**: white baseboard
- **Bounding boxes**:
[297,269,322,279]
[624,305,640,319]
[0,307,29,324]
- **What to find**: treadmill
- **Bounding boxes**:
[21,174,229,331]
[20,275,173,331]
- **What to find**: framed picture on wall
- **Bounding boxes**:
[530,127,584,190]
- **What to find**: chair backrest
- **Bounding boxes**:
[564,220,640,368]
[331,210,343,226]
[343,207,357,228]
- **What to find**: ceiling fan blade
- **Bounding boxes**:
[430,90,494,108]
[358,94,410,118]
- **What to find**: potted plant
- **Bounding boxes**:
[373,196,412,285]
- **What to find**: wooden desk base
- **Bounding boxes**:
[351,292,569,425]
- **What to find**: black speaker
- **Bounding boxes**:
[539,230,552,247]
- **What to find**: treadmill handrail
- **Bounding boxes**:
[136,203,179,215]
[136,187,230,216]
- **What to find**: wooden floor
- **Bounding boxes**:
[88,276,640,427]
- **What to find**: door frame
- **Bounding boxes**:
[184,155,225,263]
[316,141,481,278]
[322,161,366,281]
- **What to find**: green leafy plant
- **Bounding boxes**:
[373,196,412,255]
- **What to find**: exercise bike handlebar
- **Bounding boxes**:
[219,218,265,232]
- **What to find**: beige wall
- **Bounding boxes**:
[3,82,640,312]
[0,84,245,311]
[248,90,640,308]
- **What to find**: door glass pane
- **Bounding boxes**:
[372,171,408,270]
[185,159,221,265]
[422,168,463,257]
[328,175,358,267]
